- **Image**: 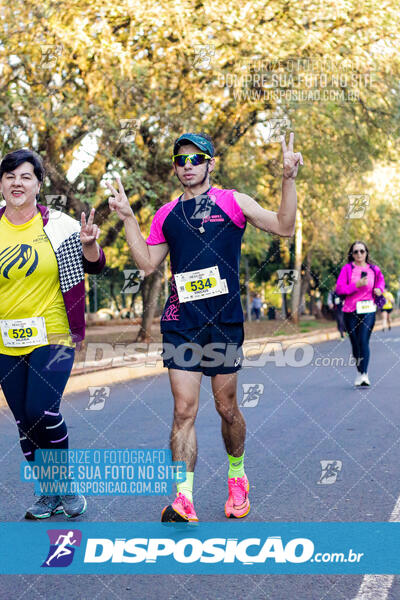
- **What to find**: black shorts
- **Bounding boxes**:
[382,308,393,313]
[162,323,244,377]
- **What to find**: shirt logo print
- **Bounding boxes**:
[0,244,39,278]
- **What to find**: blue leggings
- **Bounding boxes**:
[343,311,376,374]
[0,345,75,461]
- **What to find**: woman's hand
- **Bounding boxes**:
[80,208,100,262]
[356,276,368,288]
[80,208,100,246]
[373,288,382,296]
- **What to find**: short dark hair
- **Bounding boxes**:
[347,240,370,264]
[174,132,215,156]
[0,148,45,182]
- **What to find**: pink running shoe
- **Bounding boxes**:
[224,474,250,518]
[161,493,199,522]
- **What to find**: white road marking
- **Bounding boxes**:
[352,494,400,599]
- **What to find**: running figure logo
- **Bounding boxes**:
[276,269,299,294]
[317,460,342,485]
[119,119,140,144]
[45,194,67,214]
[241,384,264,408]
[121,269,144,294]
[39,44,63,69]
[86,386,110,410]
[46,345,73,371]
[264,119,291,143]
[192,45,215,70]
[42,529,82,568]
[346,194,370,219]
[190,194,215,220]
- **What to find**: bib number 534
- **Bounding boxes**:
[186,278,216,292]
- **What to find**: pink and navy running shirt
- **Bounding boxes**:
[146,187,246,332]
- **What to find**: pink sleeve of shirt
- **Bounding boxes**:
[211,188,246,229]
[335,264,358,296]
[146,199,178,245]
[373,265,385,292]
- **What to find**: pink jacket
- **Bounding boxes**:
[335,262,385,313]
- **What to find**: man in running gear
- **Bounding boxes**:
[107,131,302,521]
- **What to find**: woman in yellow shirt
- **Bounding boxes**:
[381,289,395,331]
[0,149,105,520]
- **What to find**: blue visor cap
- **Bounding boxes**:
[173,133,214,157]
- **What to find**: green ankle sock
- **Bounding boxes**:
[177,471,194,503]
[228,453,245,479]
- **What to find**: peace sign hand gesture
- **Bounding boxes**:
[80,208,101,247]
[106,176,134,222]
[282,132,303,180]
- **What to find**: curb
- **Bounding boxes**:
[1,319,399,403]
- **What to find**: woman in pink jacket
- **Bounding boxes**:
[336,241,385,387]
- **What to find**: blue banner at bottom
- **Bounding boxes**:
[1,522,399,574]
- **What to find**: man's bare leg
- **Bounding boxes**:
[161,369,202,522]
[169,368,202,468]
[211,372,246,457]
[212,372,250,518]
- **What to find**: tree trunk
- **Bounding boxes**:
[110,281,121,312]
[129,294,136,316]
[300,252,312,315]
[244,255,251,321]
[281,291,288,319]
[135,267,163,342]
[291,209,302,324]
[92,277,98,313]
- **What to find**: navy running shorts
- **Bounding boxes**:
[162,323,244,377]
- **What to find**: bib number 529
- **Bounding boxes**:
[0,316,47,347]
[10,327,35,339]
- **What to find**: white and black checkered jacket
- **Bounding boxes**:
[0,204,106,342]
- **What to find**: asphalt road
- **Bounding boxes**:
[1,326,400,599]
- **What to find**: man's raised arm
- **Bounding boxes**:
[106,176,168,276]
[235,132,303,237]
